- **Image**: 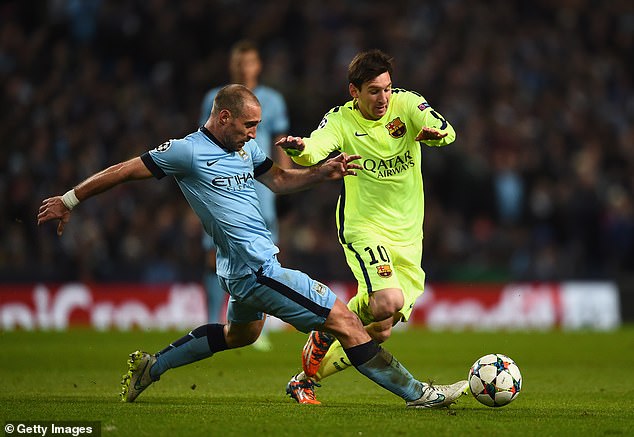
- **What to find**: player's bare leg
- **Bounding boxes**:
[301,287,402,379]
[322,299,467,407]
[292,300,422,403]
[310,317,396,381]
[296,299,467,407]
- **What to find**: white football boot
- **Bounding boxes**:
[406,380,469,408]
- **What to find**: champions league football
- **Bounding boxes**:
[468,354,522,407]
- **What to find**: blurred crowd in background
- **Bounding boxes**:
[1,0,633,285]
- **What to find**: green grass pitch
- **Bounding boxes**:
[2,327,633,436]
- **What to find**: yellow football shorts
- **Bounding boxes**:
[342,238,425,325]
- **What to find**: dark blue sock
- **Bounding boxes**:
[344,340,423,402]
[150,324,227,380]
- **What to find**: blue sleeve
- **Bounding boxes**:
[248,140,268,168]
[146,138,193,177]
[242,141,272,176]
[141,152,166,179]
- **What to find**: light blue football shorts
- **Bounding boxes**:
[218,257,337,333]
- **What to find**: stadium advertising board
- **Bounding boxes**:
[0,283,207,331]
[0,282,620,331]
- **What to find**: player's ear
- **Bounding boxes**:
[349,83,359,99]
[219,109,231,124]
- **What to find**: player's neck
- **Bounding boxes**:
[201,125,229,151]
[354,101,380,121]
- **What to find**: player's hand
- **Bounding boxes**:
[415,126,448,142]
[37,196,71,236]
[275,136,305,156]
[320,153,362,180]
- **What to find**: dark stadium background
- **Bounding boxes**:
[1,1,632,318]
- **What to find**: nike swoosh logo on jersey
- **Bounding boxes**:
[354,132,368,136]
[207,160,219,166]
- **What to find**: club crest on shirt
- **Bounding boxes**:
[312,281,328,296]
[237,149,249,160]
[376,264,393,278]
[385,117,406,138]
[155,140,172,152]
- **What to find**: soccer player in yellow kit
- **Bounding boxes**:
[278,50,458,405]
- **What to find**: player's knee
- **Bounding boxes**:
[324,300,367,345]
[224,322,262,348]
[341,307,364,330]
[369,290,404,321]
[226,331,259,348]
[331,306,363,331]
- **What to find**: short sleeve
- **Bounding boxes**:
[248,140,268,168]
[294,108,343,166]
[397,89,456,146]
[146,138,193,177]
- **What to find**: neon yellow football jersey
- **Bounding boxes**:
[293,88,455,245]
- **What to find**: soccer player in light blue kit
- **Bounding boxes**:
[37,84,467,408]
[199,41,290,351]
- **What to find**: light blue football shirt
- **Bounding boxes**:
[199,85,288,241]
[141,128,278,279]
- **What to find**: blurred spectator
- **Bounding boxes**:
[1,0,632,284]
[197,39,289,355]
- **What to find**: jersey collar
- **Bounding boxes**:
[200,126,230,152]
[350,101,389,126]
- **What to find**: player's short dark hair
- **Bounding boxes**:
[212,84,260,117]
[348,50,394,89]
[231,39,259,56]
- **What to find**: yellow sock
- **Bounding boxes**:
[315,340,353,380]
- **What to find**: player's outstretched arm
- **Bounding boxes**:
[256,153,362,194]
[37,157,153,236]
[414,108,456,146]
[318,153,362,181]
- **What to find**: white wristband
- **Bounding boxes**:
[61,189,80,210]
